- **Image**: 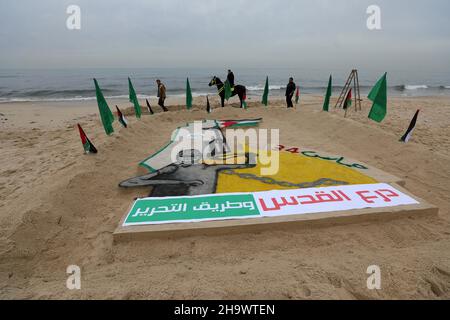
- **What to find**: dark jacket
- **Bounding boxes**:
[286,82,296,97]
[227,72,235,87]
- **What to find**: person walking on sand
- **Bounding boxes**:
[227,69,235,91]
[286,77,296,108]
[156,79,168,111]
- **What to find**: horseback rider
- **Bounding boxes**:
[227,69,235,91]
[209,76,246,109]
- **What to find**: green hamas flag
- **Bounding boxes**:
[224,80,232,101]
[94,78,115,135]
[128,77,141,119]
[186,78,193,109]
[368,73,387,123]
[323,75,332,112]
[262,76,269,106]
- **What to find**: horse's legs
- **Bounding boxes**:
[221,96,225,108]
[238,91,244,108]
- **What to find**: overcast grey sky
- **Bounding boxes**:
[1,0,449,71]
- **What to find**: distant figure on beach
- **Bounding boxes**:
[156,79,168,111]
[227,69,235,90]
[286,77,296,108]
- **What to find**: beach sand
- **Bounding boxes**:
[0,94,449,299]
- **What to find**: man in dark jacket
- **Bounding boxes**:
[227,69,235,90]
[286,77,296,108]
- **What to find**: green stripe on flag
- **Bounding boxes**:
[94,78,115,135]
[128,77,141,119]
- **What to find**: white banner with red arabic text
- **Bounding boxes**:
[255,183,418,217]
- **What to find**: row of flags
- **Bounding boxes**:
[78,77,146,154]
[81,72,419,154]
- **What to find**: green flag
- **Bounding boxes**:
[94,78,115,135]
[128,77,141,119]
[262,76,269,106]
[224,80,232,101]
[322,75,332,112]
[368,73,387,123]
[186,78,193,109]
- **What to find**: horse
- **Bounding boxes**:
[208,76,247,108]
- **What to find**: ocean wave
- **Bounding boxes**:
[398,85,429,90]
[0,88,116,98]
[0,92,213,103]
[247,85,285,91]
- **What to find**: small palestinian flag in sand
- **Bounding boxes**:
[146,99,154,115]
[206,95,212,113]
[400,110,419,143]
[242,93,248,109]
[116,106,128,128]
[343,89,352,110]
[77,124,97,154]
[295,87,300,104]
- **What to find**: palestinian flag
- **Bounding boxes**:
[400,110,419,143]
[217,118,262,128]
[343,89,352,109]
[77,124,97,154]
[242,93,248,109]
[146,99,154,114]
[295,87,300,104]
[116,106,128,128]
[206,95,212,113]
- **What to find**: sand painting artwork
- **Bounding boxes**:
[113,122,435,245]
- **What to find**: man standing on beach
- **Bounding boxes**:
[227,69,235,91]
[286,77,296,108]
[156,79,167,110]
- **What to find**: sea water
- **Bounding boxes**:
[1,67,449,103]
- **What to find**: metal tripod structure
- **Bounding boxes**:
[334,69,362,116]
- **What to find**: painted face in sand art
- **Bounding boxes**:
[119,121,377,197]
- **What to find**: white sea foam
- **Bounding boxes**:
[404,85,428,90]
[247,85,285,91]
[0,93,214,103]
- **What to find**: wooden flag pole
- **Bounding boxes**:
[354,70,362,111]
[335,71,354,109]
[335,69,362,112]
